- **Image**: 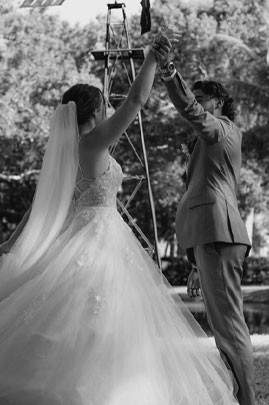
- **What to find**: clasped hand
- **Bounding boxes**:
[151,29,180,66]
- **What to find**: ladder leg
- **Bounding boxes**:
[93,2,162,270]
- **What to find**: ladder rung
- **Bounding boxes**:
[123,175,145,181]
[109,94,127,100]
[108,3,125,9]
[91,49,144,61]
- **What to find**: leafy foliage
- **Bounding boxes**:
[1,0,269,258]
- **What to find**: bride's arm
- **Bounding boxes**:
[83,46,167,150]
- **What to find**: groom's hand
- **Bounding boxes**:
[187,268,201,299]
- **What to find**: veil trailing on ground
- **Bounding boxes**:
[0,102,79,298]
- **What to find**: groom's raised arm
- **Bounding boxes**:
[162,68,227,144]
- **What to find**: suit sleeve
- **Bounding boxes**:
[164,72,227,145]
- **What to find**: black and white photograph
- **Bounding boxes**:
[0,0,269,404]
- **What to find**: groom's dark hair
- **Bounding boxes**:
[192,80,235,122]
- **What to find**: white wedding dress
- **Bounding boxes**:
[0,102,239,404]
[0,154,239,405]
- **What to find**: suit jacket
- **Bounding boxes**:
[165,72,251,258]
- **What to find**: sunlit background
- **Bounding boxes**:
[1,2,269,401]
[16,0,152,24]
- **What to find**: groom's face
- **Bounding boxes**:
[193,89,218,116]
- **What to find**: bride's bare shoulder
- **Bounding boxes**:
[78,142,109,179]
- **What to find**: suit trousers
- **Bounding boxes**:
[193,243,255,405]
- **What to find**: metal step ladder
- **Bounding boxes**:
[20,0,162,269]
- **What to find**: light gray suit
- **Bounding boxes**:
[164,72,255,405]
[176,117,250,251]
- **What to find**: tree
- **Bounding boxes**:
[1,0,269,258]
[0,0,100,241]
[128,0,269,249]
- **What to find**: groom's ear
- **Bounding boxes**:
[92,107,100,118]
[216,98,224,109]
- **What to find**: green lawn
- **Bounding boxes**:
[253,335,269,404]
[170,286,269,403]
[255,356,269,404]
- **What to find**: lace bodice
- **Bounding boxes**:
[73,155,123,210]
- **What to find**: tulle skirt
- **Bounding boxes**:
[0,207,238,404]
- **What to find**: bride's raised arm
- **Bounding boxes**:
[82,42,170,150]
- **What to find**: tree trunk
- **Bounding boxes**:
[245,207,254,254]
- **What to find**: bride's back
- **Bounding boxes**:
[74,152,123,210]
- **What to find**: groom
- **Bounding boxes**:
[153,35,255,405]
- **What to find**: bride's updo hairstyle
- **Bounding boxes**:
[62,84,104,126]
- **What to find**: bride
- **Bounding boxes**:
[0,34,239,404]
